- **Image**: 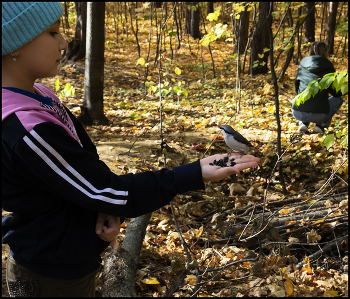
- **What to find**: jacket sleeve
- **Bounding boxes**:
[13,122,205,218]
[294,67,301,94]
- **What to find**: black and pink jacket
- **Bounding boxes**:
[2,83,204,279]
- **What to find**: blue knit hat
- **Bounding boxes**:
[2,2,63,55]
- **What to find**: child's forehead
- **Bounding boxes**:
[50,19,61,27]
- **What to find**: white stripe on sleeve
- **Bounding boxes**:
[30,130,128,197]
[23,135,127,205]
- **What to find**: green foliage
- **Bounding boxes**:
[322,124,348,150]
[55,79,76,99]
[292,71,348,107]
[323,134,335,150]
[147,68,189,101]
[336,18,348,36]
[200,23,228,46]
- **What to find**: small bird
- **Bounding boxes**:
[161,141,181,156]
[218,125,261,156]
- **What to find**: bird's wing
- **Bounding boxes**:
[233,132,254,147]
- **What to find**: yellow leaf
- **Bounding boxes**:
[147,76,152,80]
[280,208,290,215]
[185,274,197,285]
[195,226,204,238]
[182,81,186,85]
[196,123,202,127]
[323,291,338,297]
[175,67,181,75]
[263,47,270,52]
[199,292,213,297]
[134,157,140,161]
[141,277,160,284]
[263,83,271,94]
[137,57,145,65]
[267,105,274,113]
[284,275,294,296]
[258,53,264,58]
[301,257,313,274]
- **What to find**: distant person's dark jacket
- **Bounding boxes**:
[292,55,342,113]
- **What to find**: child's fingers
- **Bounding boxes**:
[232,161,259,172]
[95,212,107,234]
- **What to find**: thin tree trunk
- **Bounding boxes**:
[230,5,236,49]
[268,3,287,195]
[237,4,250,54]
[112,4,118,44]
[295,7,302,65]
[207,2,214,15]
[319,2,325,41]
[124,2,128,37]
[127,2,140,57]
[200,7,215,78]
[326,2,339,54]
[64,2,87,64]
[64,2,69,31]
[185,2,191,34]
[154,4,160,65]
[248,2,271,75]
[278,4,316,81]
[235,13,241,114]
[78,2,108,126]
[190,2,200,39]
[304,2,315,42]
[145,3,153,94]
[174,2,181,49]
[242,4,256,74]
[178,2,183,41]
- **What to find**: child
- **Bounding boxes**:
[2,2,260,297]
[292,41,344,133]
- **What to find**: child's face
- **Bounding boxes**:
[16,19,68,79]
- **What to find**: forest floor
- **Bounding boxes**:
[2,12,349,297]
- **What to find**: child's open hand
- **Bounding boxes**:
[200,154,260,182]
[96,213,121,242]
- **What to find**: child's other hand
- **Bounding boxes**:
[200,154,260,182]
[96,213,121,242]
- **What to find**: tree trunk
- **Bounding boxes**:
[304,2,315,42]
[64,2,70,30]
[78,2,108,126]
[319,2,325,41]
[190,2,200,39]
[237,4,250,54]
[249,2,272,75]
[62,2,87,64]
[153,2,162,9]
[207,2,214,14]
[185,2,191,35]
[326,2,339,54]
[102,213,152,297]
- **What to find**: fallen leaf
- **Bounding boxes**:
[306,229,322,243]
[228,183,246,195]
[141,277,160,284]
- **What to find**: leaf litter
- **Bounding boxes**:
[2,3,349,297]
